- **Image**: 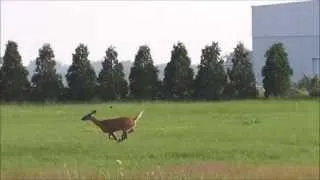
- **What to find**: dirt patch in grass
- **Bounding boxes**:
[2,162,319,180]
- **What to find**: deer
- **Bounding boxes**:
[81,110,144,142]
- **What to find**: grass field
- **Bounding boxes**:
[1,99,319,179]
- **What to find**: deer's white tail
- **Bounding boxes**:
[134,111,144,122]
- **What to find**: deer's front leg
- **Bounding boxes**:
[128,128,135,134]
[108,133,115,140]
[110,132,118,141]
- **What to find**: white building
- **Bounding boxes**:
[252,0,319,82]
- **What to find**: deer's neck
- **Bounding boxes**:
[90,117,103,129]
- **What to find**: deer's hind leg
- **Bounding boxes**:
[118,130,128,143]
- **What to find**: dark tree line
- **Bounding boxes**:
[0,40,301,102]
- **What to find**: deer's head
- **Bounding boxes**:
[81,110,97,121]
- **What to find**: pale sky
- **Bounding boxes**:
[1,0,298,66]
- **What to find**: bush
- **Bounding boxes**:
[310,87,320,97]
[287,88,309,98]
[296,75,320,97]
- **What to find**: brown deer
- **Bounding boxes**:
[81,110,144,142]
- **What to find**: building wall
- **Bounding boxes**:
[252,0,319,82]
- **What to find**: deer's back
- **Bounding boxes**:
[100,117,134,132]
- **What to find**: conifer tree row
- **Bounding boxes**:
[1,40,299,102]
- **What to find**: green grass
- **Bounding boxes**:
[1,100,319,179]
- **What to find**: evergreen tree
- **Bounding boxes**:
[163,42,194,99]
[194,42,227,100]
[227,42,257,98]
[66,44,96,100]
[114,61,129,99]
[129,45,160,99]
[31,43,63,101]
[97,46,128,100]
[0,41,30,101]
[262,43,293,97]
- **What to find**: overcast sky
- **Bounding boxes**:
[1,0,298,66]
